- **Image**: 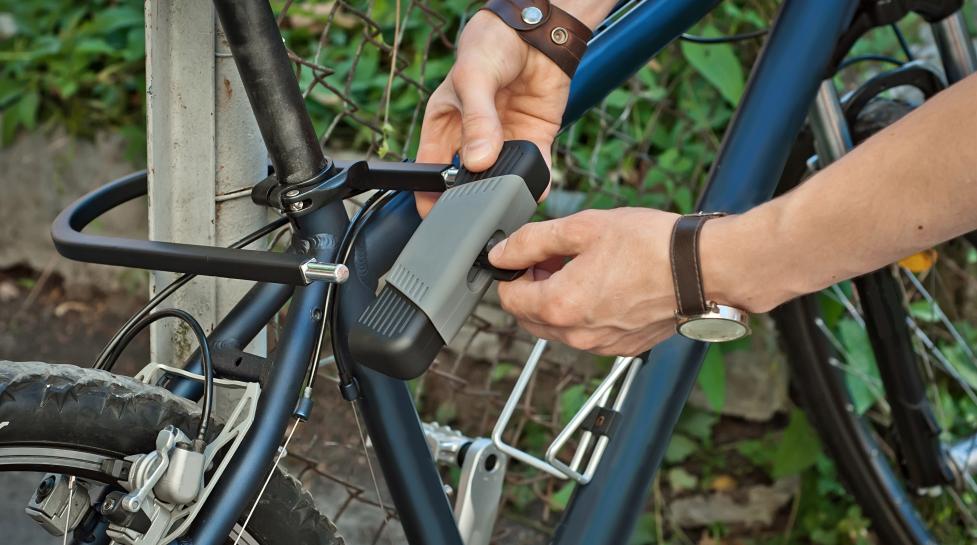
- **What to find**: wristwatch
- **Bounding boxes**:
[480,0,593,78]
[670,213,751,342]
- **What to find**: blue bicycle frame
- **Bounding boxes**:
[181,1,862,544]
[57,0,864,543]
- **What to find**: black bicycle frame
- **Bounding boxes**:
[53,0,871,543]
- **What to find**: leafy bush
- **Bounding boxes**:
[0,0,145,155]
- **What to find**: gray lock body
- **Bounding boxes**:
[387,174,536,340]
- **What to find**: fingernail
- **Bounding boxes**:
[488,239,507,261]
[464,139,491,165]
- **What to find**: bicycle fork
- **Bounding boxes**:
[807,11,977,491]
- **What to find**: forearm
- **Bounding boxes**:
[552,0,618,30]
[704,73,977,312]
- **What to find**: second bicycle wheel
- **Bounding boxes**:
[774,100,977,545]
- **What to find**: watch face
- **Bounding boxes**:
[678,316,750,343]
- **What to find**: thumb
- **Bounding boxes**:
[453,70,504,172]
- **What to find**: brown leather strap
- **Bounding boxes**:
[481,0,592,78]
[670,213,725,317]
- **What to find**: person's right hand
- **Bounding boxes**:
[415,10,572,216]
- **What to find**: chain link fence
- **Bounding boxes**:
[270,2,782,544]
[275,0,471,160]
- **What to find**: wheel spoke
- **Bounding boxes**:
[827,284,865,327]
[945,485,977,532]
[902,268,977,371]
[814,262,977,534]
[63,475,75,545]
[906,319,977,407]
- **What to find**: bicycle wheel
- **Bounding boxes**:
[0,361,343,545]
[775,100,977,545]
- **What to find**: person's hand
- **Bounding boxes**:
[415,10,570,216]
[487,208,763,356]
[487,208,678,355]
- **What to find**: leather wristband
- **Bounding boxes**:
[670,213,726,317]
[480,0,593,78]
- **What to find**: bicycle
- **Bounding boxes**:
[2,0,977,544]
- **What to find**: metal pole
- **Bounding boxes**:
[146,0,270,364]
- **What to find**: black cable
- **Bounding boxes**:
[103,308,215,443]
[891,22,914,62]
[93,216,289,370]
[680,28,768,44]
[308,190,397,392]
[838,54,905,71]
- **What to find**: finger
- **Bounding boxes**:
[414,192,440,218]
[417,83,462,165]
[416,85,461,216]
[525,256,565,282]
[451,69,504,172]
[497,274,551,323]
[535,256,566,275]
[488,214,597,270]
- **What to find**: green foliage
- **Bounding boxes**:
[735,409,822,480]
[559,383,588,426]
[275,0,470,159]
[489,362,519,383]
[664,406,719,464]
[770,409,821,478]
[837,317,883,415]
[909,299,940,323]
[434,399,457,423]
[796,457,874,545]
[628,513,659,545]
[0,0,145,158]
[680,26,745,105]
[548,481,575,511]
[10,4,969,541]
[554,2,766,216]
[666,467,698,493]
[664,433,698,464]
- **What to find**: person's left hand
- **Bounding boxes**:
[414,10,570,217]
[488,207,684,355]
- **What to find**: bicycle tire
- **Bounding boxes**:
[0,360,344,545]
[776,296,937,545]
[774,99,968,545]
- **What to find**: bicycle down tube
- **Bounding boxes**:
[172,1,863,545]
[555,1,859,543]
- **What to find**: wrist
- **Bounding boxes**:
[551,0,617,30]
[699,211,790,314]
